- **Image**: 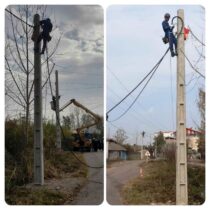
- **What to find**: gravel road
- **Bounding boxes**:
[107,160,143,205]
[71,150,104,205]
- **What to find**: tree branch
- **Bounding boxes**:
[5,56,27,103]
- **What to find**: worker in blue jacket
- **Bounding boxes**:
[37,18,53,54]
[162,13,177,57]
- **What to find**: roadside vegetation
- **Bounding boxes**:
[122,160,205,205]
[5,118,87,205]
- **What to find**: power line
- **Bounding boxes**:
[107,94,159,132]
[5,8,34,28]
[106,60,160,116]
[107,47,170,121]
[107,68,169,130]
[108,67,158,122]
[189,27,205,46]
[180,49,205,79]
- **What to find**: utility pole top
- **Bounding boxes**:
[32,14,40,43]
[177,9,184,14]
[33,14,40,23]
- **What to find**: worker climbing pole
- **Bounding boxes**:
[33,14,44,185]
[32,14,54,184]
[162,13,178,57]
[32,17,53,54]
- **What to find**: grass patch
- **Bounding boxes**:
[122,160,205,205]
[6,188,69,205]
[6,151,87,205]
[45,151,87,178]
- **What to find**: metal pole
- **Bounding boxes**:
[55,70,61,149]
[176,9,188,204]
[33,14,44,185]
[141,131,145,160]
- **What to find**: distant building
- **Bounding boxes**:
[154,128,201,152]
[186,128,201,151]
[107,139,127,160]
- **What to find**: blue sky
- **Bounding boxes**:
[107,5,205,145]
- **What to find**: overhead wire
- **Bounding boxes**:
[107,68,169,130]
[181,49,205,79]
[107,47,170,122]
[107,87,165,130]
[5,8,34,28]
[189,27,205,46]
[106,55,165,117]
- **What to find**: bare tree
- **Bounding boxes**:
[114,128,128,145]
[74,107,81,129]
[5,5,61,142]
[197,88,205,159]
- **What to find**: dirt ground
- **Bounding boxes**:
[107,160,144,205]
[70,150,104,205]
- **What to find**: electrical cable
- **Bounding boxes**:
[5,8,34,28]
[171,16,184,37]
[189,27,205,46]
[180,49,205,79]
[107,68,169,130]
[106,47,169,117]
[107,47,170,122]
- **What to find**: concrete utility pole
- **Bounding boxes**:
[176,9,188,204]
[33,14,44,185]
[141,131,145,160]
[55,70,61,149]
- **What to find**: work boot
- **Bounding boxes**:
[175,50,178,56]
[40,50,45,55]
[171,51,175,57]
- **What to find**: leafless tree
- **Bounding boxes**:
[5,5,61,143]
[114,128,128,145]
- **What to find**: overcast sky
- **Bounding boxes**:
[5,5,104,121]
[107,5,205,145]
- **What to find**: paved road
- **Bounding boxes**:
[71,151,104,205]
[107,160,143,205]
